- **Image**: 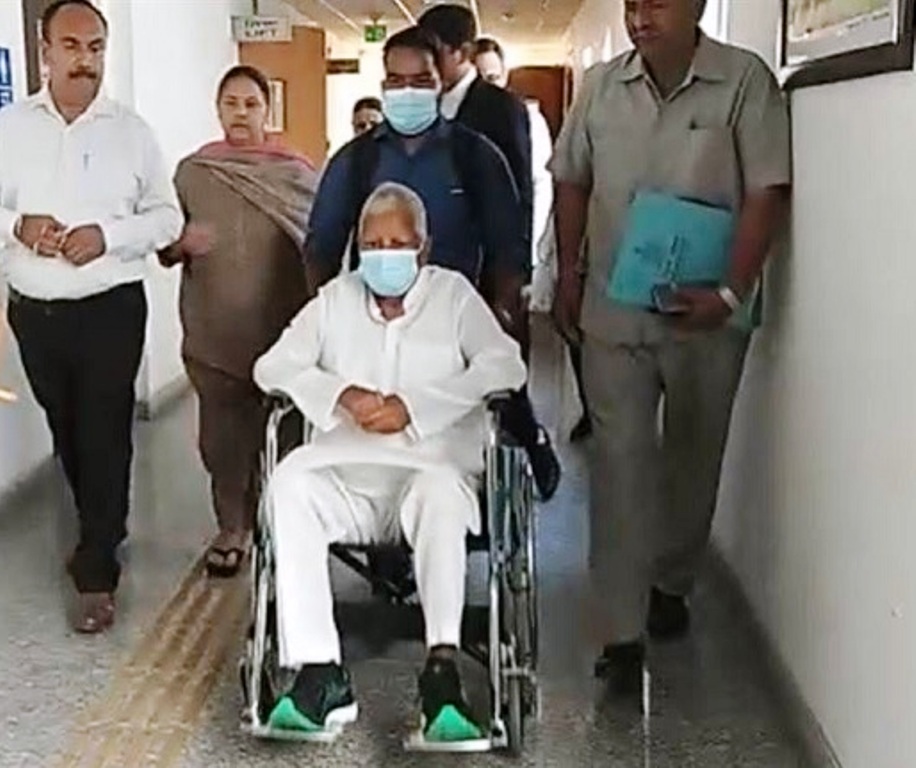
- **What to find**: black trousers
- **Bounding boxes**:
[502,307,541,450]
[7,282,147,593]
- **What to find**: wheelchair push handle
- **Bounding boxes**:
[484,390,513,410]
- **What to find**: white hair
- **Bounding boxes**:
[358,182,428,243]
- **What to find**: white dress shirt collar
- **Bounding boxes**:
[29,87,118,123]
[440,67,477,120]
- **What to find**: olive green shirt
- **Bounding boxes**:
[550,34,791,344]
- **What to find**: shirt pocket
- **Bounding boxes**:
[588,118,650,199]
[666,126,740,208]
[79,137,141,214]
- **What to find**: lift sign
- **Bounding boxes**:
[231,16,292,43]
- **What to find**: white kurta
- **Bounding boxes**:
[253,266,527,666]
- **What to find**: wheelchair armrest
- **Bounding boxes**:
[263,391,315,449]
[484,390,515,439]
[484,390,514,412]
[264,391,294,412]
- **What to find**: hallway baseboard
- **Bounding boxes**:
[708,546,842,768]
[137,374,190,421]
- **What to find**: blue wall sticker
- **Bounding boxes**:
[0,47,12,109]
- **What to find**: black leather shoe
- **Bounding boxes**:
[594,641,645,700]
[569,414,592,443]
[528,428,561,501]
[647,587,690,640]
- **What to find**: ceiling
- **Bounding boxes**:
[286,0,585,46]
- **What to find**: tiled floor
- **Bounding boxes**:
[0,320,811,767]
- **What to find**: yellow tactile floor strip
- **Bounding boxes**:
[54,559,249,768]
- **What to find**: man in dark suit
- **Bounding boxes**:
[418,5,532,255]
[419,4,560,502]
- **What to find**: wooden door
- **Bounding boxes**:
[21,0,57,93]
[240,26,328,165]
[508,65,572,140]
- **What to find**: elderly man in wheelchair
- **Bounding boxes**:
[250,181,528,746]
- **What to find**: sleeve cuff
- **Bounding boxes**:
[0,210,19,246]
[547,157,590,187]
[97,219,132,260]
[744,170,792,193]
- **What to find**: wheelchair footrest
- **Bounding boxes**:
[403,729,493,753]
[244,721,351,743]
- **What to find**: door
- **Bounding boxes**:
[508,65,572,140]
[240,26,328,165]
[21,0,56,94]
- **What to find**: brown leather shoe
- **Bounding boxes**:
[73,592,115,634]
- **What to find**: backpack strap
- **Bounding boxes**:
[448,126,485,283]
[449,126,478,226]
[347,134,381,270]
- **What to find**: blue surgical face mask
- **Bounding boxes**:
[359,248,420,297]
[382,87,439,136]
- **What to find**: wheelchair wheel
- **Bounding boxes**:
[249,544,282,725]
[506,675,524,757]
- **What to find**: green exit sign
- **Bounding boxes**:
[364,24,387,43]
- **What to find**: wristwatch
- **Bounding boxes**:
[717,286,741,313]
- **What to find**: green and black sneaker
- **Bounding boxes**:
[418,656,484,743]
[268,663,358,736]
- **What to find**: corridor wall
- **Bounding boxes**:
[0,0,51,496]
[0,0,248,500]
[716,3,916,767]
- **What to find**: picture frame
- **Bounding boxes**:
[266,79,285,133]
[781,0,916,88]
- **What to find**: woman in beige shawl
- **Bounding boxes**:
[160,66,317,577]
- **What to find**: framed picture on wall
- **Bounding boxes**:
[266,79,285,133]
[781,0,916,88]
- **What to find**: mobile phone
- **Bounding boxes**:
[651,284,690,316]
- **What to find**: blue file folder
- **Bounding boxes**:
[608,191,736,308]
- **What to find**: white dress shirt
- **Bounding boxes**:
[0,89,182,300]
[527,100,554,263]
[440,68,478,120]
[254,266,527,482]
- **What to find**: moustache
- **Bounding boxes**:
[69,70,98,80]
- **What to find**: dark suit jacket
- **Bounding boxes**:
[456,77,534,265]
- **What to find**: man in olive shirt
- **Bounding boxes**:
[551,0,790,697]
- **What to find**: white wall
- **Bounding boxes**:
[716,3,916,767]
[0,0,52,494]
[0,0,245,500]
[326,32,387,154]
[125,0,245,402]
[565,0,729,85]
[565,0,628,85]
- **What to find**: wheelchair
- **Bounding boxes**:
[239,391,540,755]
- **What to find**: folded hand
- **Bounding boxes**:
[360,395,411,435]
[17,215,66,257]
[61,225,106,266]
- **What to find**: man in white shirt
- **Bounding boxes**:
[0,0,182,633]
[474,37,593,442]
[254,182,526,743]
[473,37,555,308]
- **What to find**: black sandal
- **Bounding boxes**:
[205,546,246,578]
